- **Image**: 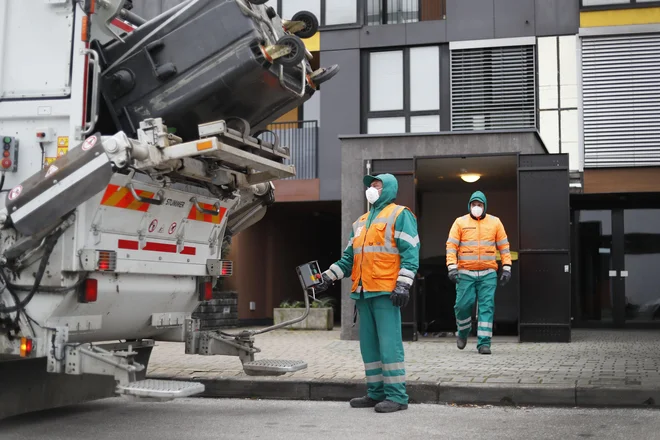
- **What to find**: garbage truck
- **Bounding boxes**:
[0,0,338,418]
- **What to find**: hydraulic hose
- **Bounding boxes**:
[0,226,65,314]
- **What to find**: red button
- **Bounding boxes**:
[2,159,12,168]
[2,151,9,158]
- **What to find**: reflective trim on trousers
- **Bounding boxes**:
[364,361,383,370]
[478,322,493,329]
[457,317,472,325]
[458,323,471,331]
[477,330,493,337]
[366,374,384,383]
[382,362,405,372]
[383,375,406,384]
[459,269,497,276]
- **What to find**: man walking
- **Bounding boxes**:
[315,173,420,413]
[446,191,511,355]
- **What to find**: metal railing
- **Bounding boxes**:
[366,0,445,26]
[264,120,318,180]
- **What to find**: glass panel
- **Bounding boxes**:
[410,115,440,133]
[582,0,629,5]
[577,210,614,323]
[559,36,578,109]
[537,37,559,110]
[623,209,660,322]
[410,46,440,111]
[367,117,406,134]
[366,0,382,25]
[369,51,404,111]
[540,110,559,154]
[282,0,321,21]
[561,109,579,170]
[325,0,357,25]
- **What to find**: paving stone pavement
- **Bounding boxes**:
[147,328,660,388]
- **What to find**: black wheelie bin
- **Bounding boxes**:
[93,0,331,142]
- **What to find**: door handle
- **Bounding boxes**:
[620,270,629,278]
[609,270,617,278]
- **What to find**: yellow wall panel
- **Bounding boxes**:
[581,8,660,27]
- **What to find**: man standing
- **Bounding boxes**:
[446,191,511,355]
[315,173,420,413]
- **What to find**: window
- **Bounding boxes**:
[450,43,536,131]
[270,0,358,26]
[366,0,445,26]
[580,0,660,9]
[537,36,580,171]
[364,46,442,135]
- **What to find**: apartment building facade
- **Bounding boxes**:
[131,1,660,339]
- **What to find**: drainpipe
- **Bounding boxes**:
[365,160,372,212]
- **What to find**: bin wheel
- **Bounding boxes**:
[266,6,277,19]
[248,0,269,4]
[275,35,306,67]
[311,64,340,86]
[291,11,319,39]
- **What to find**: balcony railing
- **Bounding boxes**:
[264,120,318,180]
[366,0,446,26]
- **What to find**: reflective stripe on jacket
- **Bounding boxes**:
[351,203,408,293]
[446,214,512,271]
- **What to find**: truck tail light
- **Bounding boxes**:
[20,337,33,357]
[97,250,117,271]
[198,279,213,302]
[79,278,98,303]
[220,260,233,277]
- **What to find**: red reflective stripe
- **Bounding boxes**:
[118,239,139,250]
[116,240,196,255]
[111,18,135,32]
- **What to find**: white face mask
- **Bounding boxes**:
[471,206,484,218]
[366,187,380,204]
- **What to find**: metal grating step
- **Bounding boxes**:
[116,379,205,399]
[242,359,307,377]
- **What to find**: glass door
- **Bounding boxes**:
[621,209,660,325]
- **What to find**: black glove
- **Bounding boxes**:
[390,282,410,308]
[499,267,511,286]
[448,268,458,284]
[314,273,333,293]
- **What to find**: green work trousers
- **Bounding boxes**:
[355,293,408,405]
[454,271,497,348]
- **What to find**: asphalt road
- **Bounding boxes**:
[1,398,659,440]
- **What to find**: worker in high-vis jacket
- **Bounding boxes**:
[446,191,511,355]
[314,173,420,413]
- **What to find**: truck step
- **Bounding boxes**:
[242,359,307,377]
[116,379,205,400]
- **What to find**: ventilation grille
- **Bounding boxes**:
[582,34,660,168]
[451,45,536,131]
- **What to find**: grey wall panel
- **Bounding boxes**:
[494,0,535,38]
[446,0,495,41]
[360,23,407,48]
[535,0,579,37]
[321,28,361,51]
[406,20,448,45]
[319,49,361,201]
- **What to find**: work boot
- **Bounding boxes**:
[349,396,382,408]
[374,400,408,413]
[478,345,491,355]
[457,336,467,350]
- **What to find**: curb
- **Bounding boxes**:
[149,374,660,408]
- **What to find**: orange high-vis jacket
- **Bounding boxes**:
[350,203,409,293]
[446,214,511,271]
